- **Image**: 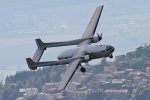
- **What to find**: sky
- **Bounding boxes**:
[0,0,150,70]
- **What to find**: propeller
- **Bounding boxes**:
[97,33,103,41]
[89,32,103,43]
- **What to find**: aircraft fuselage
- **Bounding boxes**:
[58,44,114,61]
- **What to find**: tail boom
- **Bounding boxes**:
[26,57,79,70]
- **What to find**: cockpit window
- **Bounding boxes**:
[106,46,110,51]
[106,45,114,52]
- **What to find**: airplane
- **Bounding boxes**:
[26,5,115,90]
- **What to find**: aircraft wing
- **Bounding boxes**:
[59,6,104,90]
[29,5,103,63]
[78,5,103,46]
[58,59,81,90]
[58,51,84,90]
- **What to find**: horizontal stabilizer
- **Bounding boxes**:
[35,38,44,48]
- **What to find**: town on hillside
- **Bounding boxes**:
[16,45,150,100]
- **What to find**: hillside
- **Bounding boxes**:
[115,44,150,70]
[0,44,150,99]
[0,65,66,100]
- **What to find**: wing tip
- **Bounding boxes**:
[58,82,66,91]
[97,5,104,10]
[58,88,64,91]
[98,5,104,7]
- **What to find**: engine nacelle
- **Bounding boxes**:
[81,55,91,62]
[90,33,102,43]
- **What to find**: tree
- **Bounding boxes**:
[136,86,150,100]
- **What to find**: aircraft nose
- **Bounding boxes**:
[111,46,115,52]
[106,45,115,52]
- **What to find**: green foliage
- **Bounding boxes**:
[0,65,66,100]
[0,83,21,100]
[5,65,66,88]
[0,82,3,100]
[0,44,150,99]
[117,44,150,70]
[135,86,150,100]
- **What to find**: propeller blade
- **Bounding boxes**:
[97,33,102,41]
[100,33,103,37]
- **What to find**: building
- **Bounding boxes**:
[37,92,54,100]
[103,89,130,100]
[66,82,82,91]
[104,66,117,73]
[23,88,38,100]
[54,93,66,100]
[16,97,24,100]
[42,82,59,94]
[112,79,125,84]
